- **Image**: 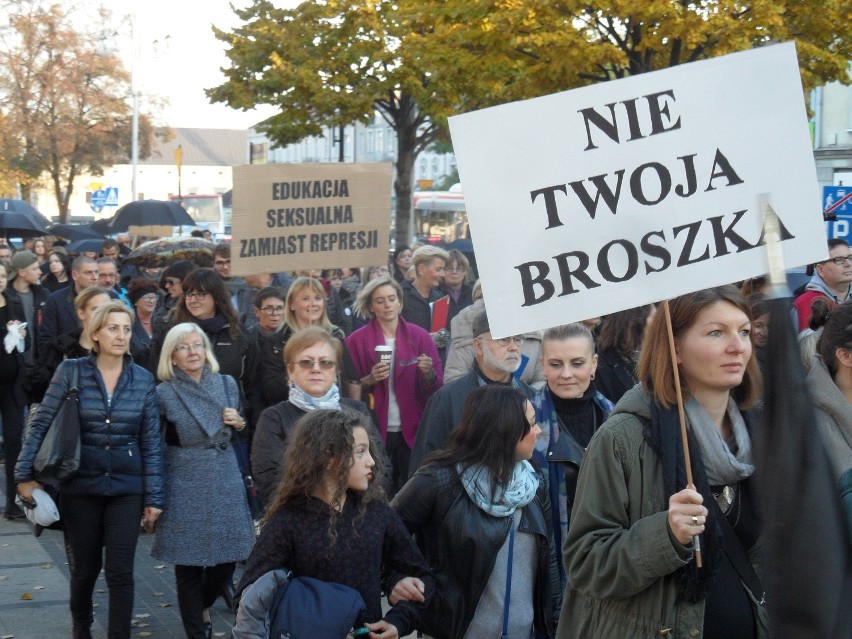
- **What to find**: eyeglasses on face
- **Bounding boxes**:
[174,342,205,354]
[140,294,158,302]
[214,259,231,266]
[294,358,336,370]
[260,305,286,315]
[488,335,525,347]
[823,255,852,266]
[445,266,466,273]
[184,291,208,301]
[164,278,181,287]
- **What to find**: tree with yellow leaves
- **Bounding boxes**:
[208,0,852,246]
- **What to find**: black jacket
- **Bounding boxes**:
[401,279,441,332]
[15,354,164,507]
[4,284,47,362]
[594,349,638,405]
[0,292,30,407]
[391,464,561,639]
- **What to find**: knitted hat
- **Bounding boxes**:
[127,278,159,305]
[11,250,38,273]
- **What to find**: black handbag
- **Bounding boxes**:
[33,360,81,485]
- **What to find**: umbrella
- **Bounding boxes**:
[107,200,196,232]
[444,238,474,254]
[124,237,215,268]
[0,199,51,238]
[89,218,113,235]
[48,223,104,242]
[65,238,105,254]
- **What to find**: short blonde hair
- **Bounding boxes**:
[157,322,220,381]
[354,276,403,320]
[283,326,342,370]
[88,301,134,355]
[411,245,449,276]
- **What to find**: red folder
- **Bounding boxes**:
[430,296,450,332]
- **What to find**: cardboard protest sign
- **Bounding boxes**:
[449,43,825,338]
[128,225,175,238]
[230,163,392,275]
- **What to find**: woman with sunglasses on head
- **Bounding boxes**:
[251,327,383,507]
[153,322,254,639]
[346,276,442,496]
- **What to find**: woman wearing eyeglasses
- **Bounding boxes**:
[346,276,443,495]
[128,278,163,367]
[438,249,474,329]
[149,269,248,399]
[152,322,254,639]
[251,327,379,506]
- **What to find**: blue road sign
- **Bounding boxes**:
[90,189,107,213]
[105,187,119,206]
[824,186,852,241]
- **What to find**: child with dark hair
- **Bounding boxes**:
[235,409,433,639]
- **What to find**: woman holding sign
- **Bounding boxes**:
[556,286,767,639]
[347,276,442,495]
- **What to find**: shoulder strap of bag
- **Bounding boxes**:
[68,359,80,396]
[501,519,516,639]
[714,500,765,605]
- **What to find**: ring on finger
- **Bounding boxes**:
[691,515,699,526]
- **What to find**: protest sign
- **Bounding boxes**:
[128,225,174,238]
[230,163,392,276]
[449,43,826,338]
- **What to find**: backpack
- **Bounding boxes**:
[268,572,366,639]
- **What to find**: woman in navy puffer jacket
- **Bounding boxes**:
[16,301,164,639]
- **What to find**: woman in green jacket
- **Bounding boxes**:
[557,286,768,639]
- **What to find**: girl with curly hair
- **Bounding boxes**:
[235,409,434,639]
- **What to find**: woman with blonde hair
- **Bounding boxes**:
[347,276,442,494]
[153,322,254,639]
[17,300,163,639]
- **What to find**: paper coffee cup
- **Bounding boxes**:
[375,345,393,366]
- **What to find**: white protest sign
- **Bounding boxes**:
[449,43,825,338]
[231,163,392,276]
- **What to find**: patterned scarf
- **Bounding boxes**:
[287,381,341,412]
[458,460,539,517]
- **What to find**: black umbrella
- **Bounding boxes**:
[89,218,113,235]
[107,200,196,232]
[0,199,51,238]
[65,238,106,254]
[48,223,104,242]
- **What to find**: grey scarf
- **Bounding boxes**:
[169,367,231,438]
[684,396,754,486]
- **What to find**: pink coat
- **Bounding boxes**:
[346,317,443,448]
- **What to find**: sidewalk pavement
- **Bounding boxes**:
[0,515,239,639]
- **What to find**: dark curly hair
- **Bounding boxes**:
[264,409,386,550]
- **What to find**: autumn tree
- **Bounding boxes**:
[208,0,852,245]
[208,0,464,245]
[0,1,151,222]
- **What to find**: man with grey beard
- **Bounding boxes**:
[409,309,535,474]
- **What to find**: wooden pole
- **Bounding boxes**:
[660,298,702,568]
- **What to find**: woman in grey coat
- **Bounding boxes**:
[152,322,255,639]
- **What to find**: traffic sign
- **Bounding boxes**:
[824,186,852,241]
[90,188,107,213]
[105,187,119,206]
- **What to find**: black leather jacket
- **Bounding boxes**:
[391,464,561,639]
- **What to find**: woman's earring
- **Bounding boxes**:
[590,373,595,380]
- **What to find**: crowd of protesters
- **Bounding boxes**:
[1,231,851,639]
